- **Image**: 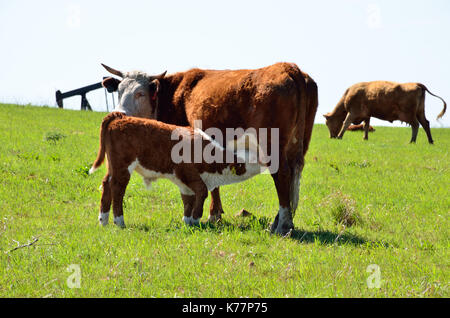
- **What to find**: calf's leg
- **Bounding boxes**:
[110,169,131,227]
[191,182,208,225]
[208,188,224,222]
[98,173,112,226]
[181,194,195,225]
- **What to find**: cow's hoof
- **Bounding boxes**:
[183,216,201,226]
[113,215,125,228]
[182,216,192,225]
[191,218,201,226]
[273,223,294,237]
[269,214,280,233]
[98,211,110,226]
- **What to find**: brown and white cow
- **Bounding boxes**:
[100,63,318,235]
[90,112,265,227]
[324,81,446,143]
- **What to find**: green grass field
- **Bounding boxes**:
[0,103,448,297]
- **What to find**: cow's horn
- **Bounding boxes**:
[101,63,124,78]
[149,71,167,80]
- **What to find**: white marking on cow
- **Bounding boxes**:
[275,205,292,234]
[131,159,194,195]
[200,159,264,191]
[89,166,98,175]
[182,216,200,226]
[98,211,110,226]
[127,159,138,175]
[194,128,225,151]
[114,215,125,227]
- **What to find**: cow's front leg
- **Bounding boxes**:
[363,118,371,140]
[208,187,224,222]
[337,112,354,139]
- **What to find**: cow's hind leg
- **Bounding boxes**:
[410,119,420,143]
[98,173,112,226]
[417,113,434,144]
[110,169,131,228]
[270,157,296,236]
[208,188,224,222]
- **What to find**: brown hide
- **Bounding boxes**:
[92,113,247,177]
[102,62,318,234]
[347,124,375,132]
[157,63,312,147]
[157,63,318,219]
[91,112,251,223]
[325,81,446,143]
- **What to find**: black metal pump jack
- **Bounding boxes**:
[55,77,112,111]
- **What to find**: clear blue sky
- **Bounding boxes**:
[1,0,449,126]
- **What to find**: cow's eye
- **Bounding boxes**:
[135,92,145,98]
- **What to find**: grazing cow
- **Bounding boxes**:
[101,62,318,235]
[347,124,375,132]
[324,81,446,143]
[89,112,264,227]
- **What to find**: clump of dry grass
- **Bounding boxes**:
[321,191,362,227]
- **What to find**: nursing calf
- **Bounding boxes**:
[89,112,263,227]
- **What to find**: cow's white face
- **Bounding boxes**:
[101,64,166,119]
[115,72,156,118]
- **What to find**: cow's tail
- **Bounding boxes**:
[89,112,125,174]
[419,84,447,120]
[289,71,319,215]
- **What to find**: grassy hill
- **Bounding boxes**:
[0,103,448,297]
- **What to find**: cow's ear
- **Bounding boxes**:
[148,79,161,101]
[102,77,121,92]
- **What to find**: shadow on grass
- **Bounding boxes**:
[290,229,369,246]
[131,215,389,248]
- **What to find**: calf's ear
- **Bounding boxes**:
[102,77,121,92]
